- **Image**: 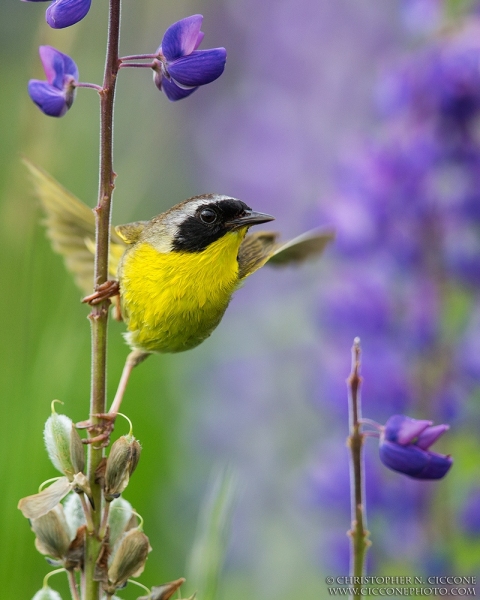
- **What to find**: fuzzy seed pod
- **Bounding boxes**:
[44,411,85,480]
[63,492,86,539]
[31,504,72,559]
[32,587,63,600]
[107,528,151,590]
[108,497,134,549]
[104,435,141,502]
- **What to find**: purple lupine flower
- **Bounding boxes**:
[152,15,226,101]
[379,415,452,479]
[22,0,91,29]
[28,46,78,117]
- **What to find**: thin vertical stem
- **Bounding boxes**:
[98,500,111,541]
[84,0,121,598]
[347,337,370,600]
[79,492,95,534]
[68,570,81,600]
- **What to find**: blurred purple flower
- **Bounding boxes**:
[319,271,395,338]
[379,415,452,479]
[152,15,226,101]
[460,487,480,535]
[377,21,480,125]
[28,46,78,117]
[22,0,91,29]
[401,0,442,35]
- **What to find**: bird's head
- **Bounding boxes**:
[144,194,274,253]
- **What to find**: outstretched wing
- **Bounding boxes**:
[238,228,335,279]
[24,158,127,294]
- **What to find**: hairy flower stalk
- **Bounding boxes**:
[347,338,370,598]
[84,0,121,597]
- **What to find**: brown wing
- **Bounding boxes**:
[237,231,280,279]
[238,228,335,279]
[267,228,335,265]
[24,158,127,294]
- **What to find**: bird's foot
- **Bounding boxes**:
[76,413,117,448]
[112,294,123,322]
[82,280,120,306]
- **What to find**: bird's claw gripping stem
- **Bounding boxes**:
[77,413,117,448]
[82,280,122,321]
[82,280,120,305]
[76,350,149,447]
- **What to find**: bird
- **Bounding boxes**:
[25,159,334,357]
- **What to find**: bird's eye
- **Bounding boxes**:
[199,208,217,224]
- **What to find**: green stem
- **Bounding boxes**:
[347,338,370,600]
[84,0,121,598]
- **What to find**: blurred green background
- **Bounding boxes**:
[2,0,480,598]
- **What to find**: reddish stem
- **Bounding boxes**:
[84,0,121,598]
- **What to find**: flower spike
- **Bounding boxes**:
[28,46,78,117]
[22,0,92,29]
[379,415,453,480]
[152,15,227,101]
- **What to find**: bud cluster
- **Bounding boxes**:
[19,405,189,599]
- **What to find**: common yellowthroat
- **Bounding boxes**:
[25,160,334,355]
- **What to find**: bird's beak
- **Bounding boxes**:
[227,210,275,229]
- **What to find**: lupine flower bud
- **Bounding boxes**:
[32,587,63,600]
[136,578,187,600]
[152,15,226,101]
[106,529,151,592]
[108,497,134,549]
[46,0,91,28]
[44,404,84,480]
[104,435,141,502]
[379,415,453,479]
[22,0,92,29]
[28,47,78,117]
[31,504,72,559]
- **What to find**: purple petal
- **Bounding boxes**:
[379,440,452,479]
[161,77,198,102]
[194,31,205,50]
[384,414,432,445]
[161,15,203,61]
[416,424,449,450]
[152,67,163,92]
[46,0,91,29]
[168,48,226,87]
[62,53,79,79]
[39,46,64,87]
[38,46,78,88]
[418,452,453,480]
[28,80,69,117]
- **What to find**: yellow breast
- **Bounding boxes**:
[119,229,246,353]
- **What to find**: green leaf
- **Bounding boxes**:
[186,466,238,600]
